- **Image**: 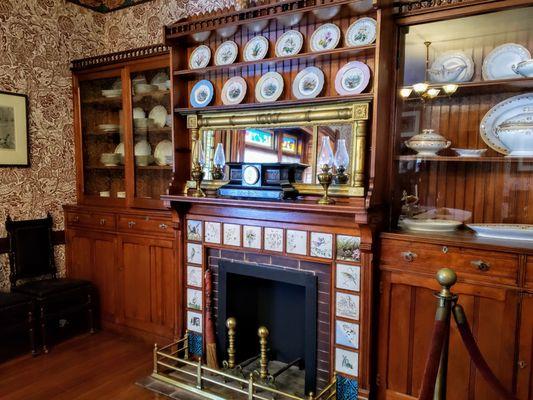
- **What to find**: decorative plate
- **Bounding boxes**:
[479,92,533,155]
[154,140,173,166]
[221,77,247,105]
[428,50,475,83]
[189,45,211,69]
[114,142,124,165]
[482,43,531,80]
[335,61,371,95]
[292,67,325,99]
[243,36,269,62]
[255,72,284,103]
[310,23,341,52]
[190,80,214,108]
[275,30,304,57]
[215,41,238,66]
[467,224,533,241]
[401,218,462,233]
[345,17,377,47]
[148,105,167,128]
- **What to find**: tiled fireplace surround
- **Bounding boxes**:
[183,214,366,399]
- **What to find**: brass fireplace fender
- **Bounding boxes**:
[185,101,371,197]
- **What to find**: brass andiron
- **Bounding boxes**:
[191,161,206,198]
[317,164,335,205]
[223,317,237,369]
[257,326,270,380]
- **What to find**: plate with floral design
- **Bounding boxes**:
[335,61,370,95]
[345,17,377,47]
[222,77,247,105]
[215,41,238,66]
[275,30,304,57]
[292,66,324,99]
[244,36,269,62]
[189,45,211,69]
[310,23,341,52]
[255,72,284,103]
[190,80,214,108]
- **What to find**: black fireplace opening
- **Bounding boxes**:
[217,260,318,395]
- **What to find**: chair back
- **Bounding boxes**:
[6,213,56,288]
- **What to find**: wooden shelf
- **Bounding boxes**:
[136,165,172,170]
[395,155,533,163]
[175,93,373,114]
[86,165,125,170]
[87,165,172,170]
[174,45,376,78]
[132,89,170,103]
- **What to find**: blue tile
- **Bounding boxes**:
[188,332,203,357]
[337,375,358,400]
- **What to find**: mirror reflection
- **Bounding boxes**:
[200,124,353,185]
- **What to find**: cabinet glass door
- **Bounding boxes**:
[79,74,126,201]
[130,66,172,206]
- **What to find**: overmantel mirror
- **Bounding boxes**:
[185,101,370,198]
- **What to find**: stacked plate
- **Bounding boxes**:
[98,124,120,133]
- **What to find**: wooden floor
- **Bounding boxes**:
[0,332,164,399]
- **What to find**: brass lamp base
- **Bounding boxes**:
[191,163,206,197]
[317,165,335,205]
[212,165,224,180]
[335,166,349,184]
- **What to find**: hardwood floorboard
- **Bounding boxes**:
[0,332,164,400]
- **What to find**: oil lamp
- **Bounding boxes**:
[334,139,350,184]
[317,136,335,205]
[212,143,226,180]
[191,140,206,197]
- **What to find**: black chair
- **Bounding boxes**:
[6,214,95,353]
[0,292,37,360]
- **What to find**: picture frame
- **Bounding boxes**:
[0,91,29,167]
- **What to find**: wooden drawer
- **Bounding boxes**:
[117,214,173,237]
[66,211,115,230]
[380,239,519,286]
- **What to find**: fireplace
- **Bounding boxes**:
[216,259,318,395]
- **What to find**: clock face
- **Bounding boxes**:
[243,165,260,185]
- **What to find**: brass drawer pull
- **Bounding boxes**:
[401,251,417,262]
[471,260,490,272]
[128,221,136,228]
[159,223,168,230]
[518,360,528,369]
[99,219,106,226]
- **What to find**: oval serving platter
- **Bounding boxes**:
[482,43,531,80]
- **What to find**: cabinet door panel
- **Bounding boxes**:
[122,241,152,323]
[93,237,118,321]
[66,232,92,281]
[517,295,533,400]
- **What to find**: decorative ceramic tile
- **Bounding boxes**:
[187,288,203,310]
[336,320,359,349]
[336,374,359,400]
[205,222,221,244]
[187,266,203,287]
[243,225,262,249]
[336,292,360,320]
[310,232,333,259]
[223,223,241,247]
[286,230,308,256]
[336,264,361,292]
[187,220,203,242]
[337,235,361,262]
[264,227,284,252]
[335,348,359,377]
[188,332,203,357]
[187,311,203,333]
[187,243,203,265]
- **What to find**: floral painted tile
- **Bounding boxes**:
[286,230,308,256]
[335,348,359,377]
[336,235,361,262]
[336,292,360,320]
[187,288,203,310]
[223,223,241,247]
[243,225,262,249]
[187,243,203,265]
[336,320,359,349]
[336,264,361,292]
[310,232,333,259]
[187,310,203,333]
[187,266,203,287]
[187,220,203,242]
[205,221,221,244]
[264,227,284,252]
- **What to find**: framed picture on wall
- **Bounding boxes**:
[0,91,29,167]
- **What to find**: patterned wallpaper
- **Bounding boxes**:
[0,0,237,290]
[67,0,154,13]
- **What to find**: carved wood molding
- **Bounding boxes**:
[395,0,502,16]
[70,44,169,71]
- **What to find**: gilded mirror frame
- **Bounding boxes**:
[186,101,370,197]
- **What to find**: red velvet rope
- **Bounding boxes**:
[452,304,518,400]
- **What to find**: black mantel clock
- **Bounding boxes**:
[217,162,308,200]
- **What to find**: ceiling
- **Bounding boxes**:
[66,0,154,13]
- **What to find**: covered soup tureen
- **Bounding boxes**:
[405,129,451,156]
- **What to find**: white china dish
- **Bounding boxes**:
[151,72,170,90]
[114,142,125,164]
[100,153,121,166]
[148,105,168,128]
[255,72,284,103]
[345,17,377,47]
[312,6,341,21]
[276,13,303,27]
[154,140,173,166]
[134,83,158,94]
[480,92,533,156]
[215,41,238,66]
[402,218,463,233]
[216,26,238,39]
[243,36,269,62]
[334,61,371,95]
[102,89,122,98]
[221,77,247,105]
[275,30,304,57]
[133,118,152,129]
[512,60,533,77]
[132,75,147,85]
[135,155,154,166]
[349,0,373,13]
[452,148,487,157]
[428,51,475,83]
[292,67,324,99]
[191,31,211,43]
[405,129,451,156]
[190,80,214,108]
[165,115,172,127]
[98,124,119,132]
[133,107,145,119]
[245,19,269,33]
[134,139,151,156]
[482,43,531,80]
[310,23,341,52]
[189,45,211,69]
[467,224,533,241]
